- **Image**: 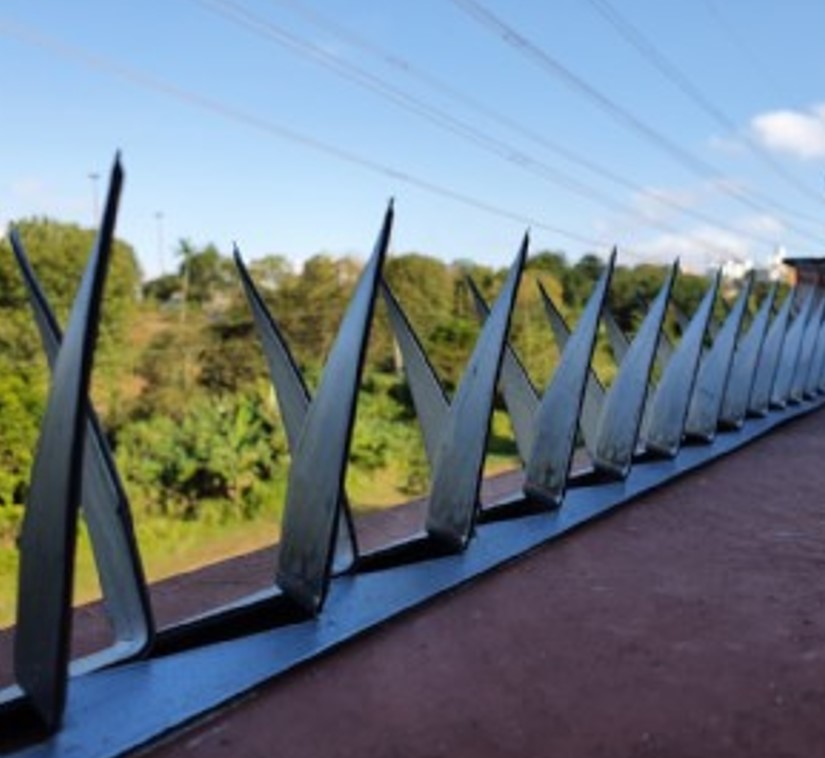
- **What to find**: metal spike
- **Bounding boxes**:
[425,238,527,548]
[8,229,154,672]
[276,204,391,614]
[806,310,825,396]
[234,251,357,573]
[524,251,615,506]
[467,275,538,464]
[790,296,825,402]
[593,263,677,477]
[13,157,124,732]
[643,272,720,457]
[600,300,673,443]
[380,283,450,471]
[771,290,814,408]
[749,290,793,415]
[719,284,777,428]
[536,280,605,456]
[684,274,753,442]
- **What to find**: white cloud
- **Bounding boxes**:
[750,104,825,160]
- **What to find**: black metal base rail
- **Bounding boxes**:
[8,394,824,758]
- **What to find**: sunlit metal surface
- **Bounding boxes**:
[8,229,153,671]
[234,249,357,572]
[772,291,814,407]
[537,279,605,455]
[750,290,793,416]
[592,263,676,477]
[719,283,776,429]
[642,273,720,457]
[424,240,527,547]
[467,276,539,464]
[276,205,392,613]
[524,253,615,505]
[12,159,124,731]
[685,275,753,441]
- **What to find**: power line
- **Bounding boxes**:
[586,0,824,211]
[192,0,802,258]
[448,0,823,247]
[702,0,792,108]
[191,0,660,225]
[0,16,610,253]
[269,0,805,259]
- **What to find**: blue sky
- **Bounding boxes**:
[1,0,825,279]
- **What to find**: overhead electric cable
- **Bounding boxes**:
[193,0,802,256]
[586,0,824,211]
[0,16,613,253]
[448,0,823,246]
[270,0,805,256]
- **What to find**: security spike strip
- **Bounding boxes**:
[524,250,616,507]
[592,262,677,478]
[790,296,825,402]
[719,283,777,429]
[233,249,357,573]
[467,275,539,464]
[806,309,825,396]
[425,238,528,548]
[536,279,605,457]
[643,271,721,457]
[8,230,154,670]
[379,283,450,471]
[749,290,794,416]
[684,272,753,442]
[771,289,815,408]
[13,157,124,733]
[276,203,392,614]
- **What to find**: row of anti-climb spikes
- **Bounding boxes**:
[5,158,825,734]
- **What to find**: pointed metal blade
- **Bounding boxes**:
[8,229,153,668]
[685,274,753,441]
[276,205,391,613]
[537,280,605,456]
[643,272,720,457]
[380,281,450,471]
[14,157,123,732]
[771,290,814,408]
[426,237,528,548]
[524,251,615,506]
[719,283,776,428]
[234,250,357,573]
[593,262,677,477]
[806,311,825,396]
[466,273,538,464]
[791,297,825,401]
[749,290,793,415]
